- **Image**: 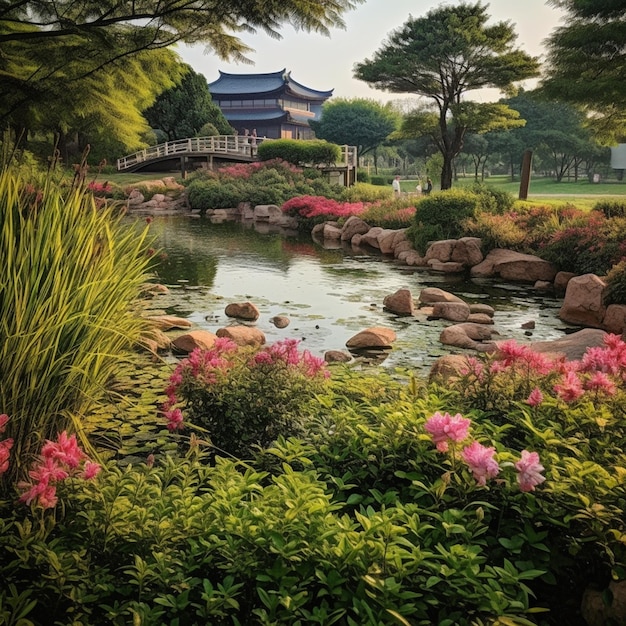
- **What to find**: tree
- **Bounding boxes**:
[309,98,399,159]
[144,66,233,141]
[353,3,540,190]
[541,0,626,143]
[1,0,364,129]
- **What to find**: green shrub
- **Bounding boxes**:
[593,199,626,218]
[340,181,393,203]
[163,338,329,458]
[257,139,341,166]
[356,170,370,183]
[605,259,626,304]
[370,175,391,186]
[469,181,515,214]
[408,188,482,253]
[0,167,153,483]
[463,211,529,252]
[185,177,243,210]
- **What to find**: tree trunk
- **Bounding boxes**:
[440,152,454,190]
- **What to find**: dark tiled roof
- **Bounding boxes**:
[209,69,333,99]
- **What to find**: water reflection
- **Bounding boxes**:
[138,215,573,373]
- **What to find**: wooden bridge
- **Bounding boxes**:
[116,136,358,184]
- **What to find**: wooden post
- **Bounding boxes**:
[180,156,186,179]
[519,149,533,200]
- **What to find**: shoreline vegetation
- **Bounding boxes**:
[2,162,626,625]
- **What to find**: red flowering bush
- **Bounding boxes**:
[281,195,366,220]
[163,338,329,458]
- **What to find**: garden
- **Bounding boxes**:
[1,156,626,626]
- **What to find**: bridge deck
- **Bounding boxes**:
[116,136,357,173]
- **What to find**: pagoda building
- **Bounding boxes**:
[208,69,333,140]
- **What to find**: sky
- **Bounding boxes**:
[176,0,566,104]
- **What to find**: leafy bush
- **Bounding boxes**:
[370,175,392,186]
[340,181,392,203]
[538,212,626,275]
[604,258,626,305]
[257,139,341,166]
[594,199,626,218]
[185,159,342,210]
[356,169,370,183]
[360,197,418,229]
[281,195,366,221]
[163,338,329,458]
[408,188,483,253]
[0,167,153,483]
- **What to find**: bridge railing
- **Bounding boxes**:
[116,136,357,171]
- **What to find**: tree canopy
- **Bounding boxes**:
[354,2,540,189]
[541,0,626,143]
[309,98,399,158]
[1,0,364,150]
[144,66,233,141]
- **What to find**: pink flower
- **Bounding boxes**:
[0,413,9,434]
[424,412,471,453]
[0,438,13,475]
[42,431,84,468]
[515,450,545,492]
[554,371,584,403]
[461,441,500,486]
[165,408,184,431]
[526,387,544,407]
[584,371,616,395]
[82,461,101,480]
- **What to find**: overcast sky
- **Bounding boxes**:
[176,0,566,103]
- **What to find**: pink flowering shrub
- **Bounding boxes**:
[424,411,545,492]
[281,195,366,220]
[163,338,329,458]
[18,431,101,509]
[87,181,113,197]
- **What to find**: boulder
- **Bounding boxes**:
[393,240,413,257]
[429,354,473,382]
[469,303,495,317]
[216,326,266,347]
[269,315,290,329]
[439,323,496,350]
[145,315,193,331]
[466,313,494,325]
[554,271,577,294]
[419,287,465,305]
[323,223,343,240]
[534,280,553,291]
[324,350,353,363]
[427,260,465,273]
[581,580,626,626]
[253,204,281,222]
[378,229,399,255]
[312,222,326,237]
[225,301,260,321]
[172,330,218,354]
[346,327,397,349]
[496,328,607,362]
[471,249,558,282]
[383,289,416,315]
[431,301,471,322]
[404,251,426,266]
[360,227,385,249]
[451,237,483,267]
[559,274,607,328]
[424,239,455,263]
[602,304,626,334]
[341,216,370,241]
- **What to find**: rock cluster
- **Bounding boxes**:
[126,177,186,212]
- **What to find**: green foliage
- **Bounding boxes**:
[355,3,540,188]
[340,182,392,203]
[541,0,626,143]
[165,339,329,459]
[309,98,399,157]
[356,170,371,183]
[144,65,233,140]
[257,139,341,166]
[604,259,626,305]
[408,189,483,253]
[469,181,515,214]
[594,199,626,219]
[185,160,342,211]
[0,165,153,482]
[370,175,393,186]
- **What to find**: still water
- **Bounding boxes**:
[142,215,571,373]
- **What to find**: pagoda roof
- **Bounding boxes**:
[208,69,333,100]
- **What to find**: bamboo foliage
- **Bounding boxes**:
[0,167,153,478]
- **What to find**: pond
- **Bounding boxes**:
[141,215,573,374]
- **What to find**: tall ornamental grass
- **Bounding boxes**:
[0,168,153,480]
